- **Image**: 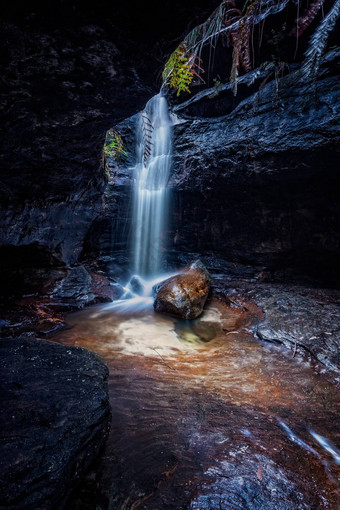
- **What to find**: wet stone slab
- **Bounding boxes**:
[212,279,340,384]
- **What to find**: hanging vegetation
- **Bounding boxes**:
[104,130,128,160]
[296,0,326,37]
[162,44,204,96]
[302,0,340,79]
[162,0,339,96]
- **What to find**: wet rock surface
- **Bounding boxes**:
[0,336,111,509]
[154,260,210,319]
[167,48,340,280]
[213,278,340,384]
[0,192,105,267]
[50,265,117,310]
[52,298,340,509]
[0,264,118,338]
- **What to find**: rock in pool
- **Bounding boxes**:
[153,260,210,319]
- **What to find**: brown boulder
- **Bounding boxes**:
[153,260,210,319]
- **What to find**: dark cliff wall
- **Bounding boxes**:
[167,49,340,284]
[0,0,219,291]
[85,46,340,286]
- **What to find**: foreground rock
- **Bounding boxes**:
[154,260,210,319]
[0,337,111,509]
[0,264,124,339]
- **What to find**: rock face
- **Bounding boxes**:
[166,48,340,282]
[0,0,218,274]
[2,2,338,291]
[94,47,340,286]
[0,263,123,339]
[154,260,210,319]
[0,337,111,509]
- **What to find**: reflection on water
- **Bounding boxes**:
[52,299,340,509]
[87,302,229,356]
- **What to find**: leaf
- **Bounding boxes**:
[162,44,197,96]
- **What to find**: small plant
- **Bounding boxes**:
[208,75,224,98]
[162,44,204,96]
[104,130,128,160]
[259,60,289,93]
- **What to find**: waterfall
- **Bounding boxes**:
[100,93,173,313]
[131,93,172,277]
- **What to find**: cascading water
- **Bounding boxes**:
[131,92,172,277]
[102,92,173,313]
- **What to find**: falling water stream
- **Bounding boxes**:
[51,93,340,508]
[132,92,172,278]
[107,92,173,313]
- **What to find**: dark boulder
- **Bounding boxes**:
[128,275,145,296]
[153,260,210,319]
[0,337,111,509]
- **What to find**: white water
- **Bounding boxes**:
[131,93,172,277]
[93,272,175,315]
[100,94,173,315]
[310,430,340,465]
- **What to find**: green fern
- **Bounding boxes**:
[104,130,128,160]
[162,45,194,96]
[162,0,339,98]
[208,75,224,98]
